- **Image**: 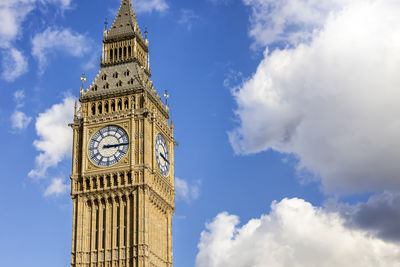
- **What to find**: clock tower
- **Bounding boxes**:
[69,1,175,266]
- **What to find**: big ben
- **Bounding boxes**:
[69,1,175,266]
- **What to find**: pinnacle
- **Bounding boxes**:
[105,0,140,41]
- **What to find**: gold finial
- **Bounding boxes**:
[104,17,108,30]
[145,27,148,39]
[164,90,169,106]
[80,73,86,89]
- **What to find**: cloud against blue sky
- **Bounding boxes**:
[229,0,400,194]
[197,198,400,267]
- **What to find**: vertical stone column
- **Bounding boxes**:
[112,195,117,266]
[134,38,137,58]
[133,191,137,265]
[140,119,144,166]
[99,199,104,265]
[81,122,88,176]
[71,196,77,266]
[104,44,108,64]
[71,126,78,176]
[76,197,82,265]
[85,200,91,265]
[151,113,155,171]
[90,199,96,264]
[126,193,131,267]
[117,43,121,61]
[137,185,149,267]
[167,212,173,267]
[130,117,135,168]
[101,44,104,64]
[119,194,124,266]
[106,196,112,265]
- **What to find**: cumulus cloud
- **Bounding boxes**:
[29,95,75,178]
[31,28,90,74]
[1,48,28,81]
[229,0,400,194]
[178,9,199,31]
[133,0,168,13]
[196,198,400,267]
[175,177,201,203]
[44,178,69,197]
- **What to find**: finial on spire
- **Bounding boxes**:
[104,17,108,30]
[80,73,86,90]
[145,27,148,39]
[164,90,169,106]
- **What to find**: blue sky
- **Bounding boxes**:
[1,0,400,266]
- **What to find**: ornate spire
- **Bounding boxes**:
[101,0,149,70]
[104,0,140,41]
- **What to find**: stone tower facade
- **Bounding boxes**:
[69,1,175,266]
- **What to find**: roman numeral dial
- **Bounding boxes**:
[155,134,170,176]
[88,125,129,167]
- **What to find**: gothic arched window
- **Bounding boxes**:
[98,103,102,114]
[111,101,115,112]
[105,101,109,113]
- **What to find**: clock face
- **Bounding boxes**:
[155,134,170,176]
[88,125,129,167]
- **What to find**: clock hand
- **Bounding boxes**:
[159,152,170,164]
[103,142,129,149]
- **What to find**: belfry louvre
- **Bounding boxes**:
[69,1,176,266]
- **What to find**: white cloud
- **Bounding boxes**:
[1,48,28,81]
[44,178,69,197]
[0,0,74,47]
[243,0,348,49]
[0,0,35,48]
[178,9,199,31]
[31,27,90,74]
[223,69,243,89]
[29,95,75,178]
[11,110,32,130]
[175,177,201,203]
[11,89,31,130]
[0,0,74,81]
[46,0,73,10]
[133,0,168,13]
[196,198,400,267]
[14,89,25,101]
[229,0,400,194]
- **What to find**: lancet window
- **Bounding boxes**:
[118,99,122,110]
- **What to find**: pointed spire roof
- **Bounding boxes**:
[104,0,141,41]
